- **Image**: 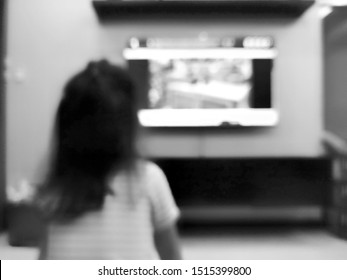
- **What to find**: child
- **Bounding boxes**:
[37,60,182,260]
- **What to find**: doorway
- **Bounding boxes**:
[0,0,7,231]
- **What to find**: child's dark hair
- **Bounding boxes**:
[40,60,138,220]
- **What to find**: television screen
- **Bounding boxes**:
[124,36,278,127]
[148,58,252,109]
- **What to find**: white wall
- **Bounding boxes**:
[6,0,325,187]
[6,0,102,187]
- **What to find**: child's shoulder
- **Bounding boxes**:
[108,160,166,194]
[135,159,164,178]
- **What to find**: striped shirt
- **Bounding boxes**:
[45,161,180,260]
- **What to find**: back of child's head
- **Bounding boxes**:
[58,60,137,172]
[41,60,138,220]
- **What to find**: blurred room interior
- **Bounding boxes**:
[2,0,347,259]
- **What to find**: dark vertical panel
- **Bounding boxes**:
[324,7,347,139]
[252,59,272,108]
[0,0,6,231]
[128,60,149,109]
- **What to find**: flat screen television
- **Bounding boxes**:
[124,36,278,127]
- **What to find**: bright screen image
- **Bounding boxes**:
[148,58,253,110]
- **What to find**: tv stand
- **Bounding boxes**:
[154,157,331,224]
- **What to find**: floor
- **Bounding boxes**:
[0,233,39,259]
[1,225,347,260]
[180,225,347,260]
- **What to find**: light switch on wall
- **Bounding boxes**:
[14,67,26,83]
[3,58,27,84]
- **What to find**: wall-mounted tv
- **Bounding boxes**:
[124,36,278,127]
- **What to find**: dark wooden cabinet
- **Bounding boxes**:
[154,157,331,224]
[92,0,315,20]
[326,156,347,239]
